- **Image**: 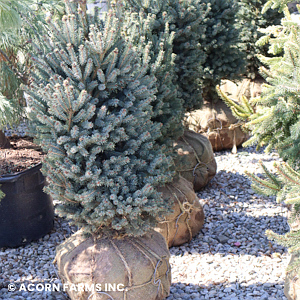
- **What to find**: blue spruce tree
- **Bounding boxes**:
[200,0,245,103]
[26,0,174,237]
[237,0,282,79]
[123,0,209,112]
[120,1,185,146]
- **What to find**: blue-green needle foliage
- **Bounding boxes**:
[123,0,209,112]
[166,0,209,111]
[119,1,185,146]
[25,0,174,237]
[237,0,282,79]
[124,0,245,107]
[199,0,246,103]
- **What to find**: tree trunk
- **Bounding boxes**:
[0,130,11,148]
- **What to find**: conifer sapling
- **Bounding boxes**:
[123,0,209,112]
[200,0,246,102]
[120,1,185,147]
[26,0,175,238]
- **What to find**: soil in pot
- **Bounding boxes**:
[0,136,54,248]
[0,136,44,174]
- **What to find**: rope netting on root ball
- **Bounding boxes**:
[185,101,249,152]
[155,176,205,248]
[173,130,217,191]
[54,230,171,300]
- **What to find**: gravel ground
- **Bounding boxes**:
[167,146,290,300]
[3,122,28,137]
[0,145,290,299]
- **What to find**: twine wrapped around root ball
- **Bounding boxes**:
[284,254,300,300]
[185,101,249,152]
[174,130,217,191]
[54,230,171,300]
[155,176,205,248]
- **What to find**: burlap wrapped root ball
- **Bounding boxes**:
[173,130,217,191]
[155,176,205,247]
[185,100,249,152]
[284,254,300,300]
[54,230,171,300]
[220,78,264,101]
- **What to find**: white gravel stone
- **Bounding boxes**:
[0,139,290,299]
[166,146,289,300]
[3,121,28,137]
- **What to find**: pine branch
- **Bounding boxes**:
[0,49,27,84]
[274,163,300,186]
[245,170,281,192]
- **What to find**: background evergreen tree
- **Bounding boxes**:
[0,0,64,148]
[123,0,208,116]
[238,7,300,168]
[26,0,174,237]
[237,0,283,79]
[199,0,245,103]
[220,0,300,282]
[166,0,209,111]
[123,0,246,111]
[117,1,185,148]
[219,1,300,167]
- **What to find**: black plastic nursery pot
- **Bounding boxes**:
[0,163,54,248]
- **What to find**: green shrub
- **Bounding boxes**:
[123,0,246,108]
[123,0,208,112]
